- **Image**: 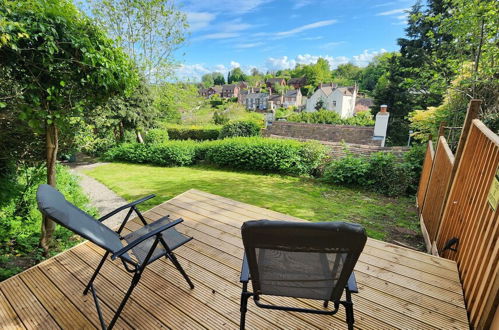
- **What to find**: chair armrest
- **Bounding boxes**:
[98,194,156,222]
[111,218,183,260]
[346,272,358,293]
[240,254,250,283]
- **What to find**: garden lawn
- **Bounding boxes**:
[84,163,423,249]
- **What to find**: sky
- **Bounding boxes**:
[174,0,416,81]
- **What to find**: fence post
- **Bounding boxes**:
[438,121,447,137]
[434,99,481,254]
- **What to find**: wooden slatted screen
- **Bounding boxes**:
[436,119,499,329]
[420,137,454,247]
[417,140,435,209]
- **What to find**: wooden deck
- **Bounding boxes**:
[0,189,469,329]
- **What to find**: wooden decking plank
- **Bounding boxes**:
[19,267,94,329]
[0,290,26,330]
[71,245,206,330]
[0,276,60,329]
[57,250,169,329]
[186,189,457,270]
[38,257,132,330]
[139,209,469,328]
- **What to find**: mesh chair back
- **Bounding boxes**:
[36,184,123,253]
[241,220,366,301]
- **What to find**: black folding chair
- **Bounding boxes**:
[240,220,367,330]
[36,184,194,330]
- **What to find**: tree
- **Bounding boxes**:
[201,73,214,88]
[294,58,332,87]
[359,53,393,92]
[213,72,225,85]
[90,0,188,82]
[0,0,137,251]
[332,63,362,86]
[228,67,247,84]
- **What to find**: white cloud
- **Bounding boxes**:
[376,8,408,16]
[193,32,240,41]
[293,0,313,9]
[351,49,387,66]
[302,36,323,41]
[185,0,272,15]
[175,64,211,81]
[230,61,241,69]
[276,20,337,37]
[186,12,216,32]
[320,41,345,49]
[266,56,297,70]
[235,42,265,49]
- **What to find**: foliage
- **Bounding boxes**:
[85,163,420,244]
[103,141,198,166]
[152,82,203,124]
[358,52,393,92]
[293,58,332,88]
[203,137,327,176]
[227,67,247,84]
[89,0,188,82]
[164,124,221,140]
[323,151,417,197]
[0,165,96,280]
[332,63,362,86]
[144,128,169,144]
[213,110,230,125]
[201,72,225,87]
[287,110,374,126]
[219,121,261,138]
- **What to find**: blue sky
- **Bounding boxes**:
[175,0,416,81]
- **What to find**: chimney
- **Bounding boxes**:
[373,104,390,147]
[269,88,272,95]
[380,104,388,113]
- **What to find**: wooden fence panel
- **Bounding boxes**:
[417,140,435,209]
[420,137,454,247]
[436,120,499,329]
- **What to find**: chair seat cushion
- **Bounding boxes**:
[124,216,191,264]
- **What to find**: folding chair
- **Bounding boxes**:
[240,220,367,330]
[36,184,194,330]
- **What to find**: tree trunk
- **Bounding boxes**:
[40,120,58,254]
[119,121,125,141]
[136,129,144,144]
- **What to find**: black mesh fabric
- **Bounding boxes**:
[123,216,190,265]
[242,220,366,301]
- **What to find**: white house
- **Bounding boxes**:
[305,85,357,118]
[245,93,269,110]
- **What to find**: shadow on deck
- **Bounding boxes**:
[0,189,469,329]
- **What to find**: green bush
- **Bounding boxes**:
[0,165,95,280]
[323,151,415,197]
[144,129,169,144]
[287,110,374,126]
[165,124,222,141]
[219,121,261,138]
[203,137,327,175]
[103,141,198,166]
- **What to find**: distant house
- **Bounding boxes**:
[306,85,357,118]
[355,97,374,113]
[221,84,240,98]
[245,93,269,110]
[266,78,286,88]
[283,89,302,108]
[287,77,307,89]
[199,86,221,98]
[268,93,284,109]
[237,81,249,89]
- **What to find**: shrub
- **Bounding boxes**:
[219,121,261,138]
[203,137,327,175]
[103,141,198,166]
[286,110,374,126]
[165,124,222,141]
[144,129,169,144]
[323,155,370,185]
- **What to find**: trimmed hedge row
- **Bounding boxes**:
[164,124,221,140]
[287,110,375,126]
[103,137,327,175]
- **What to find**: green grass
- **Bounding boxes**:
[84,163,422,247]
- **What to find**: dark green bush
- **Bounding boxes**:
[0,165,94,280]
[165,124,221,141]
[219,121,261,138]
[144,128,169,144]
[103,141,198,166]
[203,137,327,175]
[323,155,370,185]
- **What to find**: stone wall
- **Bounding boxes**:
[263,121,380,146]
[268,135,409,158]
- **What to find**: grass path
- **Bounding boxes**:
[84,163,422,249]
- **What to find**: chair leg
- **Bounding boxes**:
[240,282,251,330]
[84,251,110,295]
[108,270,143,330]
[344,289,355,330]
[167,252,194,289]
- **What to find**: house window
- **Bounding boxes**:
[333,101,337,107]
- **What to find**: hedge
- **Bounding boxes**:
[287,110,375,126]
[103,137,327,176]
[164,124,221,140]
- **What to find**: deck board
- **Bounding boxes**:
[0,189,469,329]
